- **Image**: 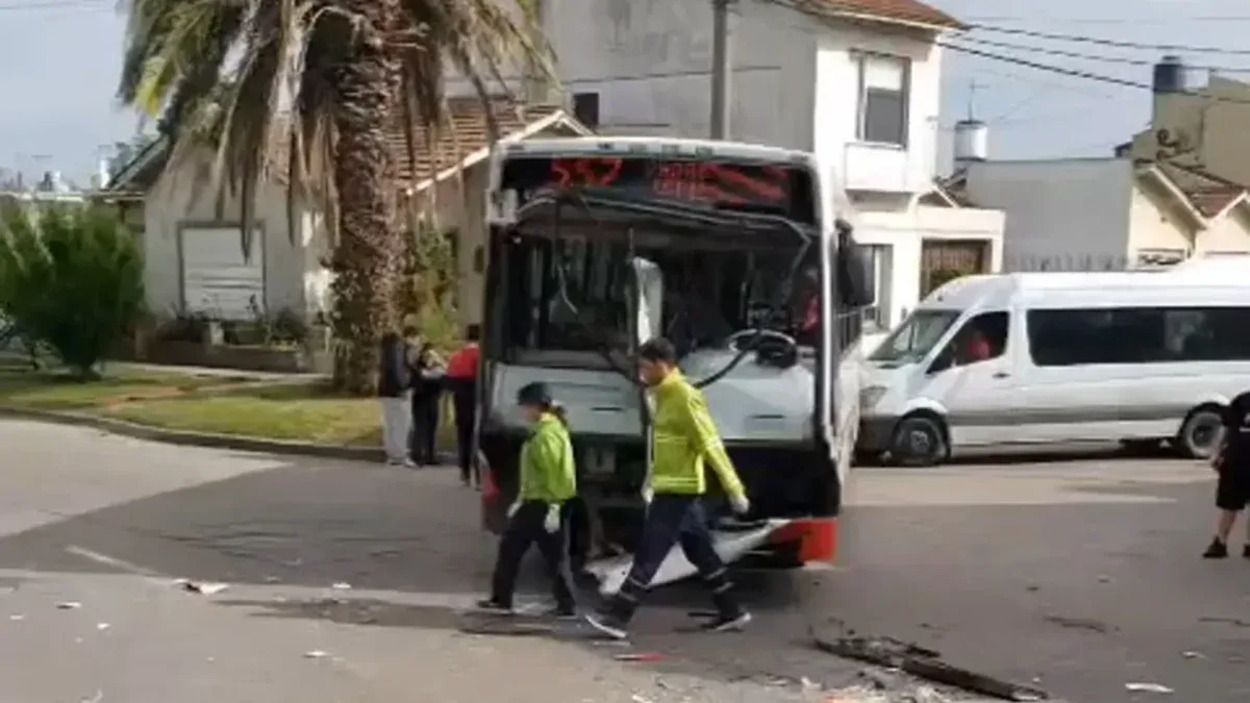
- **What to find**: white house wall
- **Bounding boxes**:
[144,151,315,321]
[814,26,941,194]
[1196,205,1250,256]
[1125,178,1197,264]
[966,159,1133,272]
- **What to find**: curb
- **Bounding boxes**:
[0,406,384,463]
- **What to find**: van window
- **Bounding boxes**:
[944,311,1009,367]
[1027,307,1250,366]
[869,309,959,364]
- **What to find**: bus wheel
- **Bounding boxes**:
[1178,407,1224,460]
[890,415,947,467]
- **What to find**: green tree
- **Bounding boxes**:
[0,207,145,379]
[116,0,549,394]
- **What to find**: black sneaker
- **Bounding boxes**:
[1243,545,1250,559]
[544,605,577,620]
[475,598,514,614]
[1203,538,1229,559]
[585,613,629,640]
[699,611,752,633]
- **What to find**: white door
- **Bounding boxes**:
[922,311,1018,447]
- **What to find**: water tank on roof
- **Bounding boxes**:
[1154,55,1189,94]
[953,119,988,165]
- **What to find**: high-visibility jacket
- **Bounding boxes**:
[518,413,577,504]
[650,370,745,498]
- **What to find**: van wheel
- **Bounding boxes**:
[890,415,948,467]
[1178,407,1224,460]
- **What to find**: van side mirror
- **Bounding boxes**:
[928,348,954,375]
[837,241,876,308]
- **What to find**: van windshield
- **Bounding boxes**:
[870,310,961,364]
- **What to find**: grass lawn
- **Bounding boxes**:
[0,363,467,449]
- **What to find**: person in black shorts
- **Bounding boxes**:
[1204,391,1250,559]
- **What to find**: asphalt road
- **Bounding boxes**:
[0,419,1245,702]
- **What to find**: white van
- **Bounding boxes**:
[858,264,1250,465]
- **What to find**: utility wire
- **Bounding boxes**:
[939,42,1250,106]
[954,34,1250,74]
[0,0,108,10]
[964,24,1250,57]
[965,16,1250,25]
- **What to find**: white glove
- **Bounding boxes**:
[543,504,561,534]
[507,501,521,519]
[640,485,654,505]
[729,494,751,516]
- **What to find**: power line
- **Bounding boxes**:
[965,24,1250,57]
[965,16,1250,25]
[939,41,1250,105]
[954,35,1250,74]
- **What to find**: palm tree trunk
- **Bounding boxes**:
[329,0,404,394]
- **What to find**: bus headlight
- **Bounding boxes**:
[860,385,888,410]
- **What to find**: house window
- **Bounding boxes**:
[862,244,893,332]
[856,53,909,146]
[573,92,600,130]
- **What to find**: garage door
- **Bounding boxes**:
[181,225,263,319]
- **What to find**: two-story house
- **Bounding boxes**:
[536,0,1005,339]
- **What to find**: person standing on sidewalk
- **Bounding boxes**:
[587,338,752,639]
[446,325,482,486]
[478,382,577,617]
[378,330,415,468]
[409,343,445,466]
[1204,390,1250,558]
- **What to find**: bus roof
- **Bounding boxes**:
[499,136,817,168]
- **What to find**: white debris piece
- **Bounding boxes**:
[56,602,82,610]
[331,582,352,591]
[304,650,329,659]
[586,521,787,595]
[1126,682,1174,694]
[181,581,229,595]
[96,623,111,631]
[1182,651,1204,659]
[80,690,103,703]
[630,695,654,703]
[8,614,23,621]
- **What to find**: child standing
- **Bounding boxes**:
[1204,391,1250,559]
[478,382,577,616]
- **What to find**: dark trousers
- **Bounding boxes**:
[490,501,575,610]
[409,392,439,464]
[448,378,476,483]
[606,494,740,623]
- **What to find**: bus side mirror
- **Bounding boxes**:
[838,243,876,308]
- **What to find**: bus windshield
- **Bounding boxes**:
[869,310,961,365]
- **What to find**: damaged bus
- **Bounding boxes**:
[477,137,873,569]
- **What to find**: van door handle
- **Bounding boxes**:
[993,371,1011,379]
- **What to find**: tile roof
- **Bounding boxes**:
[789,0,963,29]
[390,98,568,186]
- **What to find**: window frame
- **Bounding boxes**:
[1026,306,1250,367]
[854,51,911,148]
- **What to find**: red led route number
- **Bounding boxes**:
[547,157,789,207]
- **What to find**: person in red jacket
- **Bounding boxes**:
[446,325,482,486]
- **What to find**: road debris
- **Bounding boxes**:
[814,635,1048,701]
[56,601,82,610]
[1125,682,1174,694]
[80,690,103,703]
[179,580,229,595]
[614,652,666,663]
[8,614,23,621]
[304,650,329,659]
[801,676,822,692]
[331,582,352,591]
[96,623,110,631]
[630,695,654,703]
[1182,651,1205,660]
[1044,615,1113,633]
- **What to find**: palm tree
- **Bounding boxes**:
[117,0,549,393]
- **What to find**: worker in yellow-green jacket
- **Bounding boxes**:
[587,338,752,640]
[478,382,577,617]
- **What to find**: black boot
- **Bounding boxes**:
[1204,538,1229,559]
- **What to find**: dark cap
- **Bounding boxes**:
[517,382,553,408]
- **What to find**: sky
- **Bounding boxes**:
[3,0,1250,184]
